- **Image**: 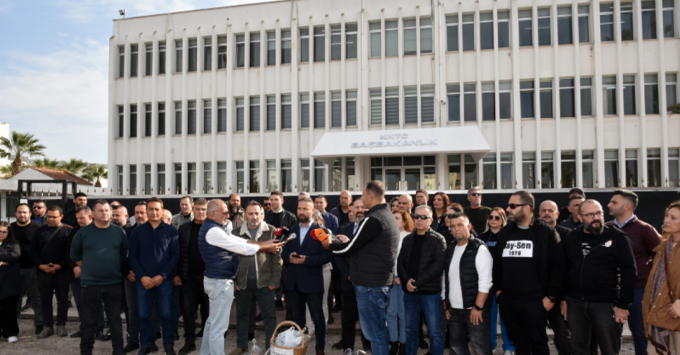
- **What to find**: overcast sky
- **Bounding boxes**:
[0,0,274,164]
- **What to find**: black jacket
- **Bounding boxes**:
[397,229,447,293]
[335,222,357,292]
[264,209,298,229]
[563,225,637,309]
[62,209,77,228]
[176,221,204,280]
[10,221,39,269]
[0,240,21,300]
[66,224,81,283]
[443,237,492,309]
[492,219,566,300]
[29,224,72,271]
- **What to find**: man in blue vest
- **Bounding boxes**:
[199,199,281,355]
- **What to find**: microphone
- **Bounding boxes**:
[311,228,341,244]
[275,226,292,239]
[280,233,297,245]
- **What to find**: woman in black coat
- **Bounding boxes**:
[0,221,21,343]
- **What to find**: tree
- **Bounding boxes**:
[59,158,87,175]
[82,164,108,187]
[0,131,46,175]
[0,164,15,178]
[32,157,60,169]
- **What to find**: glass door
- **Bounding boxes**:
[385,169,402,191]
[404,168,421,190]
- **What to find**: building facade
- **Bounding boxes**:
[108,0,680,197]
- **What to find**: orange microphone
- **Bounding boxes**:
[311,228,340,244]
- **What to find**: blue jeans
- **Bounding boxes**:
[404,293,443,355]
[72,278,106,332]
[490,295,514,351]
[152,285,180,334]
[386,285,406,343]
[137,280,174,348]
[200,277,235,355]
[628,288,647,355]
[355,285,391,355]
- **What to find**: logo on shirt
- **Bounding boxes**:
[502,240,534,258]
[604,240,612,248]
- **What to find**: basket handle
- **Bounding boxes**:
[270,321,307,348]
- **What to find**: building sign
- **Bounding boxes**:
[350,133,438,149]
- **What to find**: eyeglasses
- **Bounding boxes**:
[470,193,482,197]
[0,231,8,234]
[488,215,503,221]
[507,203,528,210]
[581,211,604,219]
[412,214,432,221]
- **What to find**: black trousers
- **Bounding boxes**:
[567,297,622,355]
[341,288,368,350]
[0,295,19,338]
[37,270,70,327]
[498,296,550,355]
[81,283,124,355]
[289,287,326,351]
[447,308,493,355]
[181,275,209,344]
[548,304,571,355]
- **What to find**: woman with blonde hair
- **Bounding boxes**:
[387,209,414,355]
[643,200,680,354]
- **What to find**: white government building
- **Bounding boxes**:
[108,0,680,197]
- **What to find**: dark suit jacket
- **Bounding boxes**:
[282,221,332,293]
[335,222,358,292]
[264,209,298,229]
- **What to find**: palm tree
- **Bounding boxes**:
[0,164,15,178]
[82,164,108,187]
[0,131,46,175]
[59,158,87,176]
[32,157,61,169]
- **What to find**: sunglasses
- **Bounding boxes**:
[413,214,432,221]
[264,203,271,207]
[507,203,528,210]
[444,214,458,219]
[470,193,482,197]
[32,206,44,209]
[488,215,503,221]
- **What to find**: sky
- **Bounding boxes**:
[0,0,274,164]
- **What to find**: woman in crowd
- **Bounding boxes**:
[430,192,450,231]
[390,196,400,212]
[388,209,414,355]
[643,200,680,355]
[0,222,21,344]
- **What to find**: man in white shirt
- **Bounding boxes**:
[443,212,493,355]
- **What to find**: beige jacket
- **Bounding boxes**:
[643,238,680,336]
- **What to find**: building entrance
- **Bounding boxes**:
[370,156,437,191]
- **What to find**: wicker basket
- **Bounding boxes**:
[269,321,308,355]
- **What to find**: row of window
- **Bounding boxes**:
[117,1,676,78]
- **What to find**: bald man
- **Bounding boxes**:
[398,194,414,215]
[539,200,573,240]
[162,210,173,225]
[330,190,353,226]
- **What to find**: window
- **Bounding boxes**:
[130,165,137,195]
[447,84,460,121]
[301,159,311,191]
[217,98,227,132]
[482,83,495,121]
[204,162,212,193]
[250,33,260,67]
[118,106,124,138]
[281,30,291,64]
[404,87,417,124]
[600,4,615,41]
[421,85,435,122]
[663,0,675,37]
[522,152,537,188]
[267,32,276,65]
[331,25,342,60]
[117,166,123,194]
[266,161,276,192]
[130,104,137,138]
[624,75,636,115]
[236,98,245,132]
[203,99,212,134]
[281,160,292,192]
[560,78,575,117]
[520,81,534,118]
[578,5,590,43]
[314,93,325,128]
[236,34,245,68]
[332,159,342,192]
[464,83,476,121]
[581,77,593,116]
[621,2,634,40]
[130,44,138,77]
[144,103,152,137]
[346,24,357,59]
[158,102,165,136]
[541,152,554,188]
[519,10,533,46]
[602,76,617,115]
[342,158,354,191]
[538,9,551,46]
[236,161,244,193]
[175,106,188,139]
[462,14,475,51]
[385,88,399,125]
[582,150,595,187]
[480,12,494,50]
[446,16,459,51]
[370,89,382,125]
[420,17,433,53]
[645,74,660,114]
[250,96,260,131]
[145,43,153,76]
[561,151,577,188]
[331,92,341,127]
[498,11,510,48]
[626,149,638,187]
[669,148,680,187]
[159,41,166,74]
[558,6,573,45]
[315,159,326,192]
[346,91,357,126]
[187,163,196,193]
[370,22,381,57]
[282,94,292,129]
[482,154,497,189]
[464,154,478,189]
[648,148,662,187]
[267,96,276,130]
[157,164,165,195]
[188,39,197,72]
[118,46,125,78]
[218,36,227,69]
[641,1,658,40]
[667,74,678,108]
[314,27,325,62]
[300,28,309,62]
[499,81,512,119]
[143,165,151,195]
[448,154,461,190]
[386,20,398,56]
[217,162,227,193]
[404,19,417,56]
[605,149,620,187]
[300,93,310,128]
[501,153,513,189]
[187,101,196,135]
[175,40,183,73]
[204,37,212,70]
[174,163,182,194]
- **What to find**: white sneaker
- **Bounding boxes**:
[503,351,514,355]
[7,336,18,343]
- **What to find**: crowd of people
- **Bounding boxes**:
[0,185,678,355]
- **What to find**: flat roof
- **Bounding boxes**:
[113,0,288,22]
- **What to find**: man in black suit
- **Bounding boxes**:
[282,197,331,355]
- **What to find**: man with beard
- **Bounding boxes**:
[171,196,194,229]
[63,192,88,228]
[560,199,637,355]
[122,201,148,353]
[11,203,43,335]
[227,194,245,230]
[263,198,271,213]
[492,191,565,355]
[112,205,131,229]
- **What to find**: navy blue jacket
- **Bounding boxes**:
[129,221,180,281]
[282,221,332,293]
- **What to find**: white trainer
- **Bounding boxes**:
[7,336,18,343]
